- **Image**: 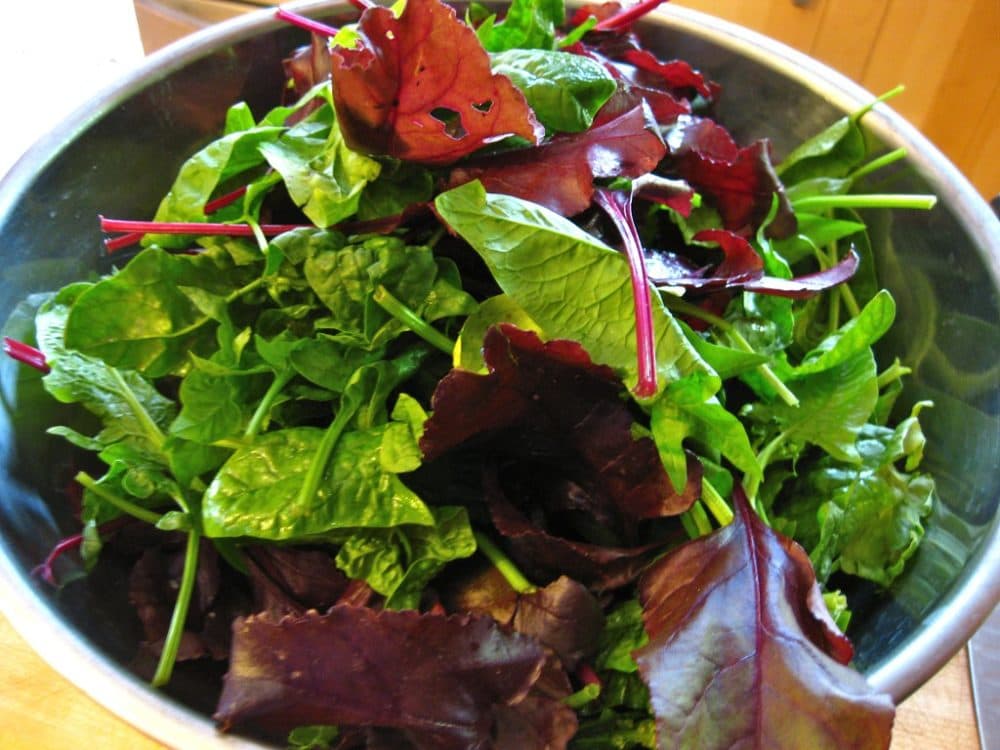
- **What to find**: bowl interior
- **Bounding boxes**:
[0,2,997,746]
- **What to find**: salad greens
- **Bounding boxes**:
[4,0,942,747]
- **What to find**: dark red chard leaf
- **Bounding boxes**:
[648,230,860,299]
[245,546,350,617]
[283,35,333,100]
[493,690,579,750]
[214,607,547,747]
[486,472,674,591]
[634,489,892,750]
[741,246,861,298]
[513,576,604,670]
[129,540,250,663]
[421,324,692,519]
[619,49,717,100]
[329,0,542,165]
[667,115,796,238]
[633,173,695,217]
[446,104,665,216]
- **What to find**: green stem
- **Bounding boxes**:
[244,369,295,438]
[473,531,536,594]
[726,329,799,407]
[74,472,164,525]
[225,277,266,304]
[151,529,201,687]
[563,683,601,709]
[743,430,787,513]
[684,501,713,537]
[660,295,799,407]
[680,511,700,540]
[877,358,912,390]
[110,368,165,452]
[373,285,455,356]
[792,194,937,212]
[701,478,733,526]
[295,403,357,514]
[828,285,842,334]
[839,278,862,318]
[849,148,908,183]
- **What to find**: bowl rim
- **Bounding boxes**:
[0,1,997,747]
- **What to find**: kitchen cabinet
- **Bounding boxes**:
[673,0,1000,199]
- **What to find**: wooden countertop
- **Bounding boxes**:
[0,609,983,748]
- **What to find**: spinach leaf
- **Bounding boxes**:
[491,49,615,133]
[777,404,936,587]
[260,104,382,228]
[201,424,434,540]
[475,0,564,52]
[434,181,715,396]
[335,505,476,610]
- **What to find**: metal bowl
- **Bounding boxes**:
[0,2,997,747]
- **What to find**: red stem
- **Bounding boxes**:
[101,217,306,236]
[275,7,340,36]
[32,518,130,586]
[3,337,50,374]
[345,0,376,11]
[203,184,249,214]
[593,0,671,31]
[593,188,658,398]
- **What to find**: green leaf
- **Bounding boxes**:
[491,49,615,133]
[454,294,541,372]
[778,409,935,587]
[772,212,866,265]
[475,0,564,52]
[745,350,879,463]
[335,506,476,610]
[679,321,768,380]
[793,290,895,376]
[288,334,386,392]
[260,109,382,228]
[63,249,242,377]
[201,424,435,540]
[595,599,648,674]
[380,393,428,473]
[434,181,715,396]
[650,375,760,491]
[357,160,434,221]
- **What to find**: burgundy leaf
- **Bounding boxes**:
[512,576,605,670]
[283,36,333,100]
[620,49,717,100]
[420,324,692,519]
[634,489,893,750]
[329,0,542,164]
[742,247,861,298]
[245,546,350,617]
[666,115,796,238]
[633,173,695,217]
[486,471,675,592]
[215,607,548,747]
[446,104,665,216]
[493,691,578,750]
[128,539,249,663]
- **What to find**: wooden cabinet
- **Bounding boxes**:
[672,0,1000,200]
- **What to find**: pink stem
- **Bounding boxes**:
[593,0,671,31]
[275,7,340,36]
[101,216,306,236]
[203,184,249,214]
[32,518,130,586]
[345,0,376,11]
[593,188,658,398]
[2,337,50,373]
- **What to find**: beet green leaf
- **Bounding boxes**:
[635,490,894,749]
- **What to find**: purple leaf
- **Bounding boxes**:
[329,0,542,164]
[512,576,605,670]
[245,546,350,617]
[420,324,693,520]
[666,116,797,238]
[446,104,665,216]
[634,488,893,749]
[742,247,861,298]
[215,607,548,747]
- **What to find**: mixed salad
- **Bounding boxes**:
[3,0,941,747]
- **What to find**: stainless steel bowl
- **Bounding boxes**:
[1,2,997,747]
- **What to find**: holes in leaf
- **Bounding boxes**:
[472,100,493,113]
[430,107,468,139]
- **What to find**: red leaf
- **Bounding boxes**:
[420,324,692,520]
[667,116,797,238]
[634,489,893,749]
[215,607,547,746]
[329,0,542,165]
[446,104,665,216]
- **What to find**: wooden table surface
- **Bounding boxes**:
[0,609,983,749]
